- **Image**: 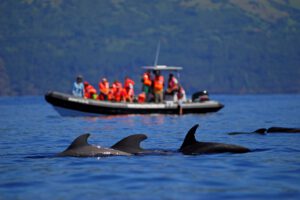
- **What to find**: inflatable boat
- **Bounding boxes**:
[45,91,224,116]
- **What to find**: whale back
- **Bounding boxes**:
[267,127,300,133]
[58,133,132,157]
[179,124,250,155]
[253,128,267,134]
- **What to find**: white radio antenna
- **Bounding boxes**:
[154,40,160,67]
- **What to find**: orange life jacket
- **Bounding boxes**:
[111,81,124,102]
[114,88,126,102]
[84,84,97,98]
[107,88,114,101]
[143,73,152,86]
[138,92,146,103]
[99,81,109,94]
[154,75,164,91]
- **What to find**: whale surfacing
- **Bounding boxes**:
[58,134,134,157]
[266,127,300,133]
[111,134,147,154]
[179,124,250,155]
[228,127,300,135]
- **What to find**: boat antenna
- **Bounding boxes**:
[154,40,160,67]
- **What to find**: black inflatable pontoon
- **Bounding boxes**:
[45,91,224,116]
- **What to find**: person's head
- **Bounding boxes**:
[102,78,107,82]
[76,75,83,83]
[84,81,89,87]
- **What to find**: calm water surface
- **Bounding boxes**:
[0,95,300,199]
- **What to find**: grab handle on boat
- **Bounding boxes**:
[178,102,183,115]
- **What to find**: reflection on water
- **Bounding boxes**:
[80,114,167,130]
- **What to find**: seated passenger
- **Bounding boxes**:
[72,75,84,97]
[177,85,187,102]
[138,92,146,103]
[124,76,135,102]
[98,78,109,100]
[166,73,179,95]
[84,81,98,99]
[112,80,126,102]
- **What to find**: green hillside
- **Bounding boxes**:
[0,0,299,95]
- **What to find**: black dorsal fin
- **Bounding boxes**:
[111,134,147,154]
[179,124,199,151]
[254,128,267,134]
[66,133,91,150]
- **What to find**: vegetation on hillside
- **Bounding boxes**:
[0,0,299,95]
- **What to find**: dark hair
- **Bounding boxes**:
[76,75,83,82]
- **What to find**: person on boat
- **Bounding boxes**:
[165,73,179,101]
[83,81,98,99]
[141,70,152,102]
[153,70,164,103]
[124,76,135,102]
[112,80,126,102]
[98,78,109,100]
[177,85,187,102]
[166,73,179,94]
[199,90,209,102]
[138,92,146,103]
[72,75,84,97]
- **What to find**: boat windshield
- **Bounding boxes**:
[141,65,182,71]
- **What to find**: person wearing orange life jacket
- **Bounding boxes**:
[84,81,98,99]
[107,85,114,101]
[153,70,164,103]
[124,76,135,102]
[141,70,152,102]
[138,92,146,103]
[112,80,126,102]
[98,78,109,101]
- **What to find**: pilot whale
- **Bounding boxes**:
[179,124,250,155]
[265,127,300,133]
[228,127,300,135]
[111,133,174,155]
[111,133,148,154]
[58,133,147,157]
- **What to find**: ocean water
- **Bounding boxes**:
[0,94,300,200]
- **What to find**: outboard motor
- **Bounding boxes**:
[192,90,210,102]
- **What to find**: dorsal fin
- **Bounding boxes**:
[65,133,91,150]
[179,124,199,151]
[111,134,147,154]
[254,128,267,134]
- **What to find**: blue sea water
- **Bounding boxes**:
[0,94,300,200]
